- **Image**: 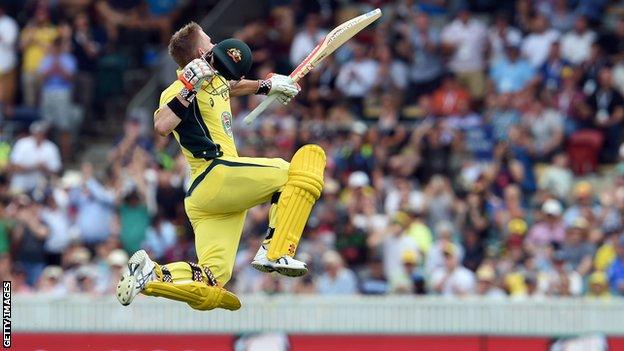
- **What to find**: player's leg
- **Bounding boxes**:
[266,145,325,261]
[116,249,241,311]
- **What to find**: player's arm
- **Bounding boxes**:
[154,58,214,136]
[230,74,300,105]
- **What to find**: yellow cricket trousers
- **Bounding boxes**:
[183,155,289,286]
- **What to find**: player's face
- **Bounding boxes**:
[197,30,215,59]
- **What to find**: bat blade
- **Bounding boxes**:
[244,8,382,124]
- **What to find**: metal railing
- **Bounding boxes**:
[13,295,624,336]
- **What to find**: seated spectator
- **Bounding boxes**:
[430,244,476,296]
[489,42,535,93]
[359,257,389,295]
[316,251,358,295]
[36,265,66,297]
[538,250,582,296]
[9,121,61,194]
[487,92,521,142]
[289,13,327,68]
[560,16,595,65]
[563,181,600,227]
[538,153,574,200]
[41,190,71,266]
[586,271,611,299]
[475,264,506,298]
[559,217,595,276]
[142,212,177,262]
[426,220,464,274]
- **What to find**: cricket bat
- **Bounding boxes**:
[243,8,382,124]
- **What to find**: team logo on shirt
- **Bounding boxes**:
[221,111,233,137]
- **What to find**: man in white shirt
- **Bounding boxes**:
[560,16,595,65]
[441,7,488,98]
[0,5,18,106]
[9,121,62,193]
[430,244,476,296]
[521,14,560,67]
[289,14,327,68]
[336,43,377,113]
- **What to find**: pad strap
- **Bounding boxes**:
[202,266,219,287]
[187,262,204,283]
[161,266,173,283]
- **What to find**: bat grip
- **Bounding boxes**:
[243,95,278,125]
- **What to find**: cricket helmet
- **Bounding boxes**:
[211,38,252,81]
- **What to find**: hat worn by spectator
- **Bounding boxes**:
[322,250,343,267]
[508,218,528,235]
[41,266,63,280]
[573,181,593,199]
[401,250,419,265]
[542,199,563,216]
[29,121,50,135]
[107,249,129,267]
[589,271,608,285]
[570,217,589,230]
[476,265,496,282]
[70,247,92,266]
[348,171,370,188]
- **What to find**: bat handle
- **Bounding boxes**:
[243,95,278,125]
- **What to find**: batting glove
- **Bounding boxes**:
[178,58,214,91]
[257,74,301,105]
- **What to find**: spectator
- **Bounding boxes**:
[38,37,78,162]
[587,271,611,299]
[335,42,377,114]
[539,250,582,296]
[522,96,564,162]
[430,244,476,296]
[0,5,18,107]
[607,236,624,295]
[142,212,177,261]
[9,195,49,286]
[441,7,488,99]
[475,264,506,298]
[560,16,595,65]
[521,14,560,68]
[41,190,71,266]
[119,189,150,254]
[19,3,58,107]
[526,199,566,253]
[489,42,535,93]
[36,265,66,296]
[359,257,389,295]
[316,250,358,295]
[9,121,61,194]
[488,12,522,64]
[70,163,116,247]
[538,153,574,200]
[289,13,327,68]
[430,73,471,117]
[559,217,595,276]
[586,66,624,162]
[539,41,571,91]
[406,11,443,100]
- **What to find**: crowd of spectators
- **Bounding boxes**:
[3,0,624,300]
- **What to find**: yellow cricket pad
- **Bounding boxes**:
[143,281,241,311]
[267,144,325,261]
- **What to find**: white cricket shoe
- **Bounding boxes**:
[116,249,155,306]
[251,244,308,277]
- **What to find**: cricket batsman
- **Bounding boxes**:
[115,22,325,311]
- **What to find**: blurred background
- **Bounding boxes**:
[3,0,624,350]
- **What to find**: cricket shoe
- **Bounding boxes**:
[251,244,308,277]
[116,249,156,306]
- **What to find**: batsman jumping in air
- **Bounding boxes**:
[115,22,325,311]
